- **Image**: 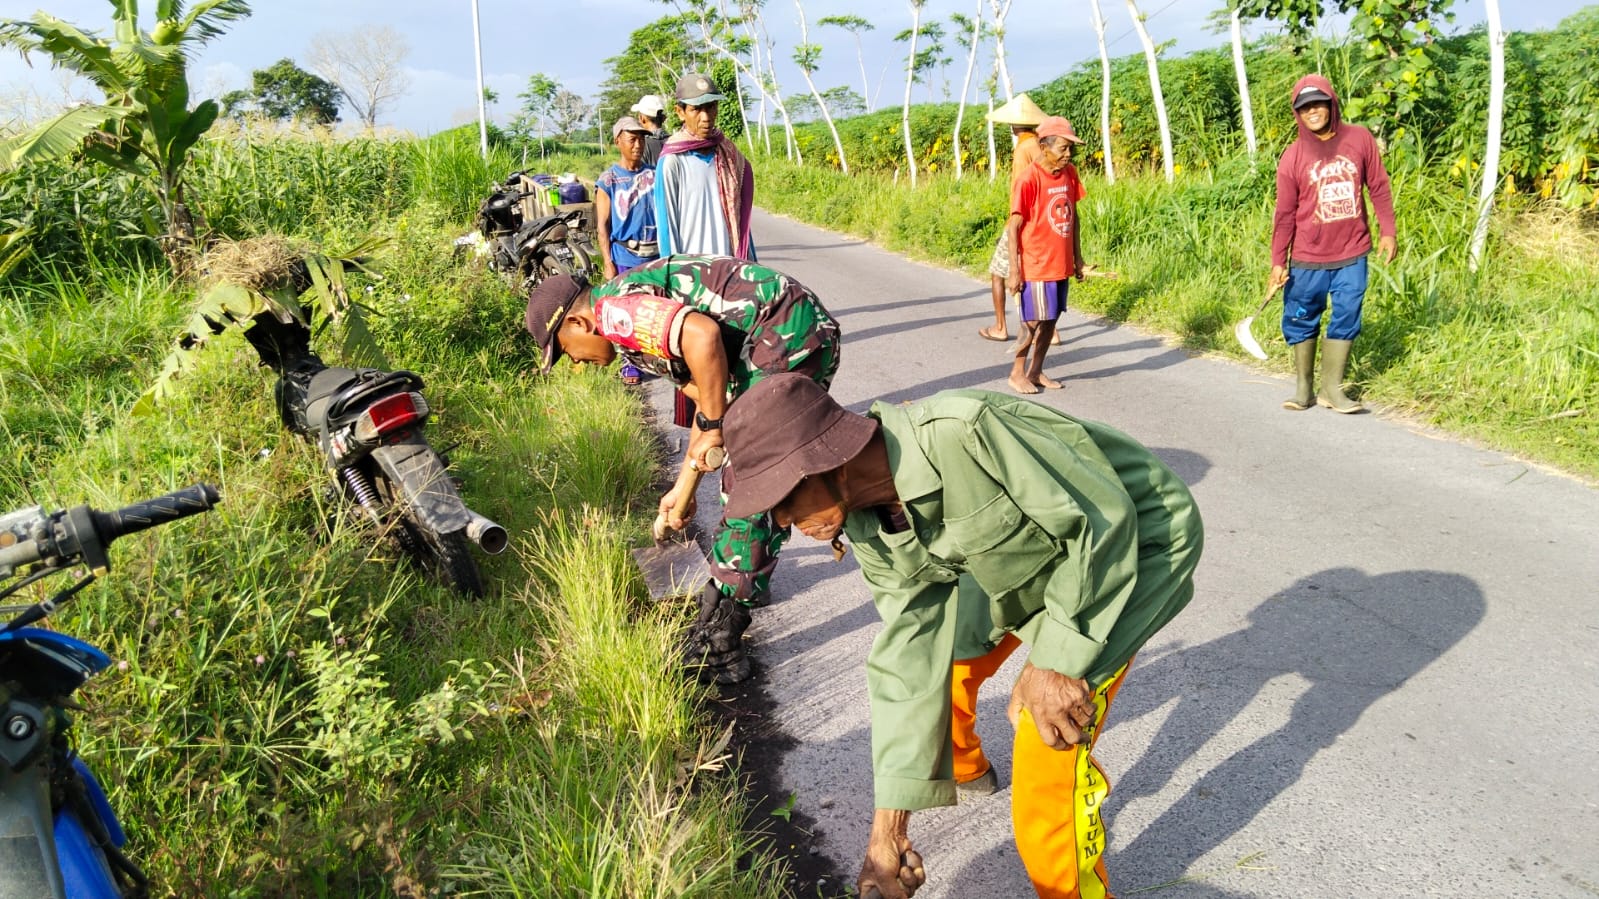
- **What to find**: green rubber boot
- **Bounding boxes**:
[1282,337,1317,411]
[1317,338,1365,414]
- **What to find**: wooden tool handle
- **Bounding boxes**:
[652,446,728,541]
[1256,279,1284,312]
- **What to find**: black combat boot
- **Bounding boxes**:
[685,581,753,685]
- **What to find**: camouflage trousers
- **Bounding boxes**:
[708,506,790,605]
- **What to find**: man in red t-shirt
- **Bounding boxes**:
[979,93,1046,343]
[1269,74,1397,414]
[1004,116,1088,395]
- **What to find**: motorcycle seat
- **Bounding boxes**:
[305,367,425,429]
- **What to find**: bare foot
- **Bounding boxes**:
[1032,374,1064,390]
[1009,373,1040,394]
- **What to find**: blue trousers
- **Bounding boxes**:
[1281,257,1367,345]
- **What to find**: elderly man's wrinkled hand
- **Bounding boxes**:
[1007,661,1095,748]
[858,811,925,898]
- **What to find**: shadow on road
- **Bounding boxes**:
[847,311,989,344]
[759,240,867,254]
[858,336,1190,407]
[831,290,988,320]
[1147,447,1212,488]
[1107,566,1485,891]
[933,567,1483,898]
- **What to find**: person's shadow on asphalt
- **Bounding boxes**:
[936,566,1484,898]
[1110,566,1486,892]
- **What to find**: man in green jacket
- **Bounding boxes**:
[719,374,1203,899]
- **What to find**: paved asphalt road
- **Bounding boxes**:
[656,209,1599,898]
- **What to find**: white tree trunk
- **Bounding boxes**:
[732,7,772,153]
[855,34,873,112]
[1089,0,1116,184]
[953,0,984,180]
[691,6,797,161]
[1125,0,1174,182]
[800,64,846,171]
[756,19,802,162]
[733,72,757,155]
[986,96,998,181]
[1469,0,1506,271]
[1229,8,1258,162]
[902,2,923,188]
[986,0,1016,100]
[795,1,848,173]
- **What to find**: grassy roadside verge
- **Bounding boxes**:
[2,136,789,895]
[751,155,1599,483]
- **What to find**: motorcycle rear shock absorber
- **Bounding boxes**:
[341,467,383,521]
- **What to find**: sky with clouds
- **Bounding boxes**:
[2,0,1593,136]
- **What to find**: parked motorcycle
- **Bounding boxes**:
[239,263,508,598]
[0,483,220,899]
[469,171,598,292]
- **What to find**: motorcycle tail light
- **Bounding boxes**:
[354,392,428,442]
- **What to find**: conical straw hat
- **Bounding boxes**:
[986,93,1046,126]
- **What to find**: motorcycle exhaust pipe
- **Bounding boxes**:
[466,511,509,555]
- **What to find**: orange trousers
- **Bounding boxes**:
[951,637,1130,899]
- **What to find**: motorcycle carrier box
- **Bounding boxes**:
[516,174,597,235]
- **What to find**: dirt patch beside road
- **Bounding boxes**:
[713,667,853,898]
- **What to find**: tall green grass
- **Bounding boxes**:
[753,155,1599,480]
[1,130,791,895]
[193,124,413,238]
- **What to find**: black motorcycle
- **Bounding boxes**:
[240,266,507,597]
[470,171,598,292]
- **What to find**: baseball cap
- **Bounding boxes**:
[673,73,725,107]
[1036,116,1085,144]
[523,274,590,374]
[985,93,1046,126]
[1293,86,1333,109]
[721,374,878,520]
[631,95,666,118]
[612,115,649,139]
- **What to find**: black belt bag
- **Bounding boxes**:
[625,240,660,258]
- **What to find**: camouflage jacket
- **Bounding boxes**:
[592,255,842,396]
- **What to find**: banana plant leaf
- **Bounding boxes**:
[1,106,132,168]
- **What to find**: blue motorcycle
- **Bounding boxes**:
[0,484,220,898]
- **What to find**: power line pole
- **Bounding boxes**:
[471,0,489,158]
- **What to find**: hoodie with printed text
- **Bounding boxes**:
[1270,74,1397,269]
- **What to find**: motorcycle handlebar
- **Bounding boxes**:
[90,484,221,545]
[0,484,221,576]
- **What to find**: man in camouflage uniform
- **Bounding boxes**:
[524,255,842,683]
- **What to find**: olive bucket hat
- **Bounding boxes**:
[721,374,878,520]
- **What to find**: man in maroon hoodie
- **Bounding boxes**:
[1269,74,1397,414]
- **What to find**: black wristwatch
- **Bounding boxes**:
[694,410,723,431]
